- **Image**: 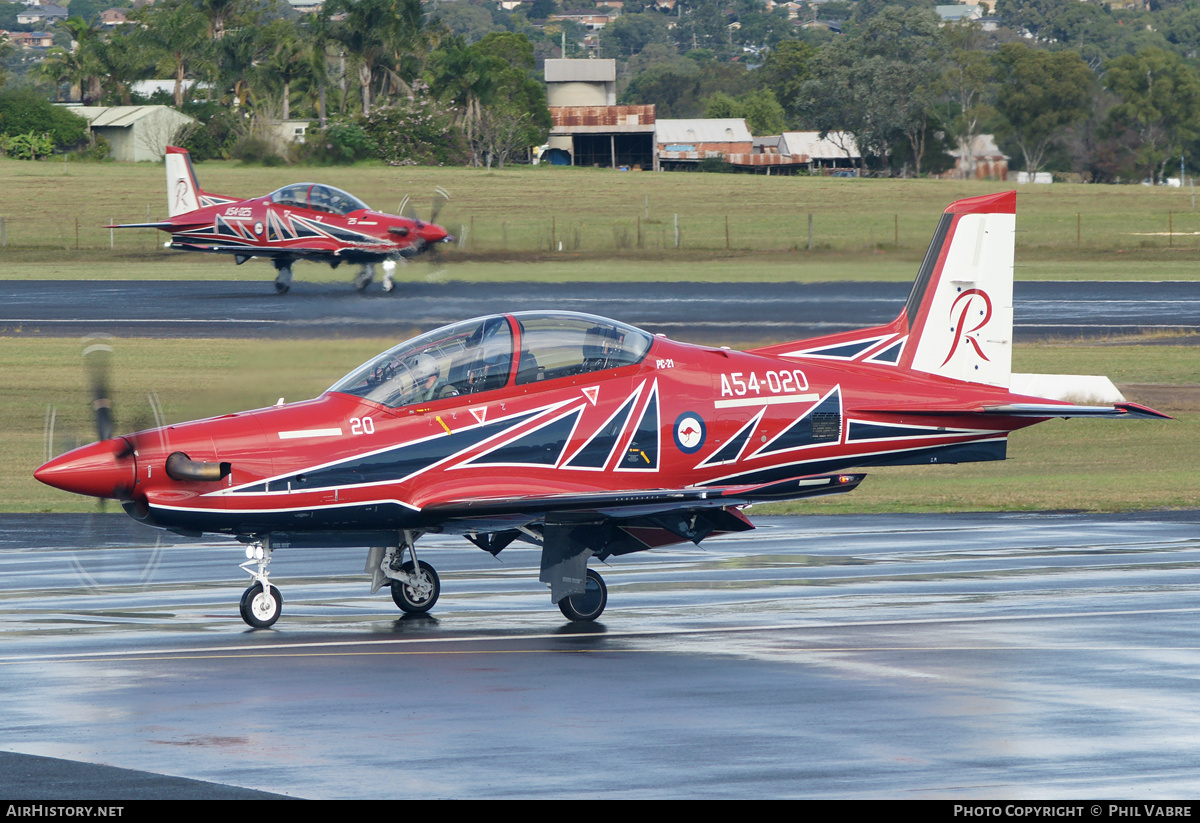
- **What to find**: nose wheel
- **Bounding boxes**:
[558,568,607,622]
[240,582,283,628]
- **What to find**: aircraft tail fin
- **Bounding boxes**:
[748,191,1166,414]
[749,191,1017,388]
[165,146,205,217]
[899,190,1015,388]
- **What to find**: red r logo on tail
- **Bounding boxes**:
[940,289,993,367]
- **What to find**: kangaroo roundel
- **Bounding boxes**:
[674,412,707,454]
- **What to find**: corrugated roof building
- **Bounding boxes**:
[544,60,655,169]
[545,58,616,107]
[655,119,752,169]
[67,106,197,162]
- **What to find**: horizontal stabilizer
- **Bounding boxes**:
[858,401,1170,420]
[982,402,1172,420]
[109,222,179,230]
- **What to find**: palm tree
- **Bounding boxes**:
[53,16,103,103]
[303,12,335,127]
[198,0,243,41]
[134,1,211,107]
[258,21,312,121]
[325,0,394,116]
[89,32,154,105]
[430,36,498,166]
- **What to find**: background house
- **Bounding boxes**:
[938,134,1009,181]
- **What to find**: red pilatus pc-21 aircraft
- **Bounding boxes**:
[111,146,453,294]
[40,192,1167,628]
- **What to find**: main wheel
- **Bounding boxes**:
[390,560,440,614]
[558,568,607,622]
[240,582,283,628]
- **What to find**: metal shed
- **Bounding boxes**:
[67,106,197,162]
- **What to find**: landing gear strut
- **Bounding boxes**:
[368,531,441,615]
[239,539,282,628]
[354,263,375,291]
[273,261,293,295]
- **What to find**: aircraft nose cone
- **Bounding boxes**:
[423,223,449,244]
[35,439,136,500]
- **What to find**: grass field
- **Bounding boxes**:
[1,159,1196,515]
[2,158,1200,282]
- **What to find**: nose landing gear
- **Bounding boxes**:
[239,539,281,628]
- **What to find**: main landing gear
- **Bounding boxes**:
[368,531,441,615]
[234,531,609,627]
[353,262,375,291]
[273,261,294,295]
[558,568,607,622]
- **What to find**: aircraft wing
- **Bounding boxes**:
[170,242,331,258]
[418,471,864,603]
[423,471,865,521]
[168,242,394,262]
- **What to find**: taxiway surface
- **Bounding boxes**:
[3,511,1200,798]
[2,280,1197,343]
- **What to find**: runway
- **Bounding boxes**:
[3,511,1200,798]
[1,280,1197,343]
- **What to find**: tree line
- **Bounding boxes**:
[2,0,1199,180]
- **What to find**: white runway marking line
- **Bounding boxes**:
[4,606,1200,664]
[1,318,280,324]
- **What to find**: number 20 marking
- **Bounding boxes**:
[350,416,374,435]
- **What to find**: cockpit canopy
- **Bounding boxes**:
[329,312,654,409]
[269,183,369,216]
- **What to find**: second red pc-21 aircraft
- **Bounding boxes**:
[40,192,1168,628]
[111,146,453,294]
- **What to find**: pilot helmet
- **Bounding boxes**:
[410,353,440,383]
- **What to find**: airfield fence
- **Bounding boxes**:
[1,208,1199,256]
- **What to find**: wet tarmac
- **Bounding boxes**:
[3,511,1200,798]
[1,280,1197,344]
